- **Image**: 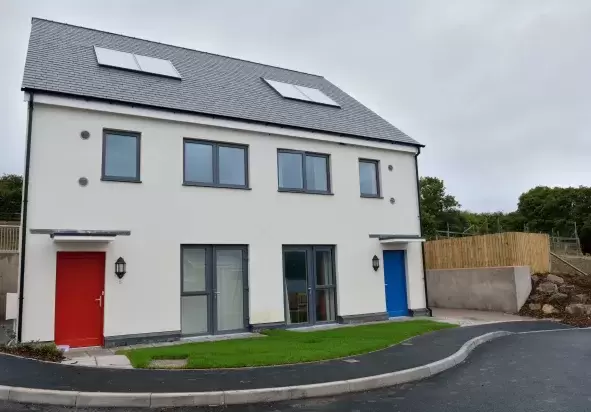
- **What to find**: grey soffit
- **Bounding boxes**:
[30,229,131,236]
[22,18,421,147]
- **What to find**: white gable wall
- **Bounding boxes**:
[21,99,425,342]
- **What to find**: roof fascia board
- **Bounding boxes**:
[28,91,420,154]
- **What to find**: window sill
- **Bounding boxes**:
[360,194,383,199]
[183,182,252,190]
[278,188,334,196]
[101,177,142,184]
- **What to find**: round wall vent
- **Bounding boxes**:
[388,165,393,171]
[80,130,90,140]
[390,197,396,204]
[78,177,89,187]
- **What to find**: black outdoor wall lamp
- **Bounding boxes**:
[372,255,380,271]
[115,257,127,279]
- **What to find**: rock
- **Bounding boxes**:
[542,304,557,314]
[529,294,543,302]
[573,294,589,304]
[528,303,542,311]
[548,292,568,303]
[558,284,576,293]
[546,274,565,284]
[531,275,540,283]
[537,282,558,295]
[565,304,591,315]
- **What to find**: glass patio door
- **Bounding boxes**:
[181,246,248,336]
[283,246,336,325]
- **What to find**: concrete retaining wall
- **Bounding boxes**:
[427,266,531,313]
[0,252,19,320]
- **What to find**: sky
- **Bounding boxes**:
[1,0,590,213]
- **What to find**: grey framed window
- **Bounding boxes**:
[184,139,249,189]
[277,150,331,194]
[102,130,141,182]
[181,245,249,336]
[359,159,381,198]
[283,245,337,326]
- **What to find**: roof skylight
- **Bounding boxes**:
[263,79,339,107]
[94,46,181,79]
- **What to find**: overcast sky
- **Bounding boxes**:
[1,0,590,212]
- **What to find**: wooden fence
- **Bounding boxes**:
[424,232,550,274]
[0,225,19,252]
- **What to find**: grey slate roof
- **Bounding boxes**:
[22,18,420,146]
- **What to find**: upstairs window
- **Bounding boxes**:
[278,150,331,194]
[184,139,249,189]
[359,159,380,197]
[102,130,141,183]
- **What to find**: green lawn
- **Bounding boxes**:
[119,320,455,369]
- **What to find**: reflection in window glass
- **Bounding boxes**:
[278,152,303,189]
[305,155,328,192]
[182,248,206,292]
[104,133,139,180]
[184,142,213,183]
[181,295,208,335]
[359,161,379,196]
[315,250,334,286]
[219,146,246,186]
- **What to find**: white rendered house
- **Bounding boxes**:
[17,18,428,347]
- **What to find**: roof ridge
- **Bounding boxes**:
[31,17,324,78]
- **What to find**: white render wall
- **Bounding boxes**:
[21,100,425,342]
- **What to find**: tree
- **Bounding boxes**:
[419,177,462,238]
[0,174,23,221]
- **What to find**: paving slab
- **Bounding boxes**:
[0,320,569,393]
[95,355,132,368]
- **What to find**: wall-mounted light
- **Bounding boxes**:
[115,257,126,279]
[372,255,380,271]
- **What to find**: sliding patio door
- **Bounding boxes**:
[283,246,336,326]
[181,245,248,336]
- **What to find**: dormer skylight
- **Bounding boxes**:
[263,79,339,107]
[94,46,181,79]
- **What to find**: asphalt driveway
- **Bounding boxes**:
[0,327,588,411]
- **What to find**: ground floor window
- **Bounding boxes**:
[283,246,337,325]
[181,245,248,335]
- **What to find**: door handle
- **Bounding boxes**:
[95,295,103,307]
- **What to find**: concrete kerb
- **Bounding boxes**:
[0,330,516,407]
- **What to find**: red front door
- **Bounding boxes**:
[55,252,105,347]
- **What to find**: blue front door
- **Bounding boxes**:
[383,250,409,317]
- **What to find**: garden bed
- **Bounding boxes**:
[0,343,64,362]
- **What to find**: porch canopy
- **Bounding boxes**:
[30,229,131,243]
[369,234,425,244]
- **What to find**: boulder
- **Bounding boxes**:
[528,303,542,311]
[537,282,558,295]
[546,274,565,284]
[548,293,568,303]
[559,284,576,293]
[529,294,543,302]
[542,304,557,314]
[565,304,591,315]
[573,294,589,304]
